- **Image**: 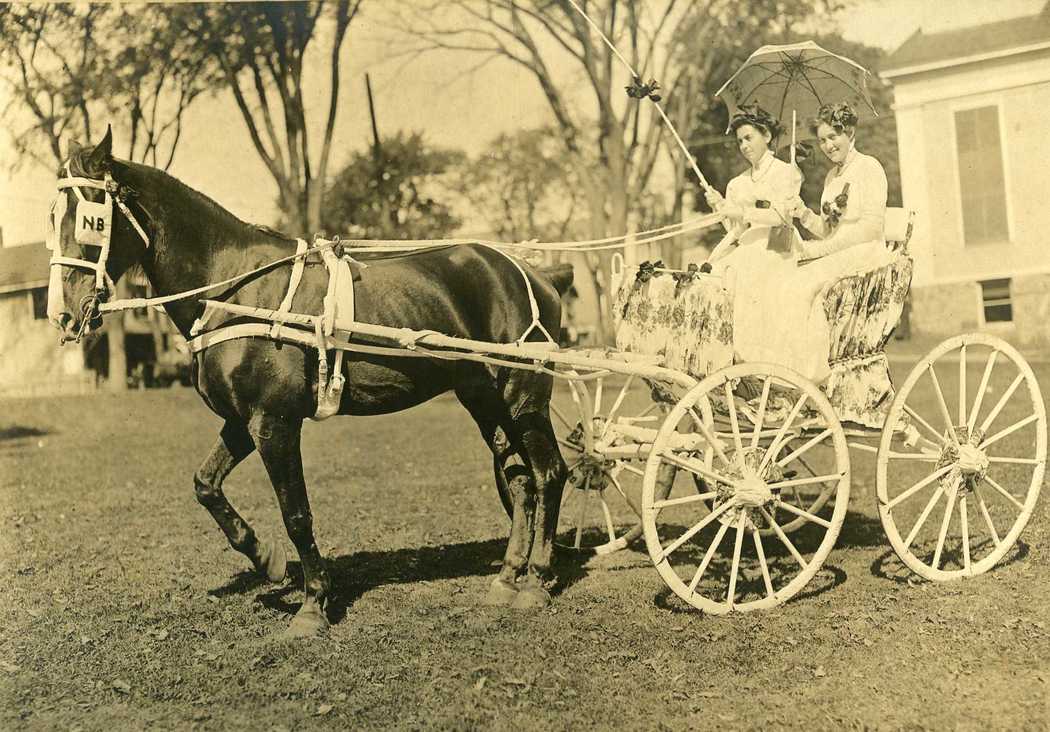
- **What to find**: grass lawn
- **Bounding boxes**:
[1,353,1048,730]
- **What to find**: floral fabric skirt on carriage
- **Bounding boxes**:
[614,226,912,428]
[715,226,895,384]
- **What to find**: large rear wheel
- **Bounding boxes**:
[877,334,1046,580]
[642,363,850,613]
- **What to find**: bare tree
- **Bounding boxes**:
[175,1,363,234]
[390,0,840,341]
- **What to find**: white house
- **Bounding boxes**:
[880,4,1050,347]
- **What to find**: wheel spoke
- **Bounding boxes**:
[885,464,954,510]
[600,494,617,543]
[723,381,744,457]
[931,485,956,570]
[605,374,636,427]
[550,401,573,431]
[959,344,967,426]
[927,364,959,445]
[686,406,732,467]
[759,393,808,474]
[687,521,730,593]
[975,490,1002,547]
[593,377,604,416]
[776,428,833,467]
[960,496,971,574]
[979,373,1025,434]
[903,404,947,446]
[557,438,584,453]
[886,451,939,461]
[606,472,642,518]
[752,528,774,598]
[904,484,946,549]
[774,501,832,529]
[987,456,1042,466]
[766,472,844,491]
[619,462,645,477]
[726,512,747,607]
[968,349,999,434]
[653,491,720,509]
[659,449,739,489]
[655,499,736,563]
[979,413,1039,451]
[574,474,593,549]
[983,474,1025,510]
[758,508,808,569]
[751,377,772,449]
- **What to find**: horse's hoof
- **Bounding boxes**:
[483,577,519,606]
[510,583,551,611]
[255,539,287,583]
[284,605,329,639]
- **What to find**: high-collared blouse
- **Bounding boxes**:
[723,150,802,231]
[798,147,888,259]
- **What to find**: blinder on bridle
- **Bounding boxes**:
[46,166,151,341]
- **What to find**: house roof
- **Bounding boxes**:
[0,242,49,294]
[883,4,1050,76]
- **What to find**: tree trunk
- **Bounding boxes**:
[107,280,129,392]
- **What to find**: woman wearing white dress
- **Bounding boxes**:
[705,102,892,381]
[703,105,801,267]
[703,105,822,378]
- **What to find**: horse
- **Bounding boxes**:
[46,129,571,637]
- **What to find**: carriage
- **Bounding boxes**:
[508,208,1047,613]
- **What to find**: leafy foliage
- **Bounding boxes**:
[319,132,465,241]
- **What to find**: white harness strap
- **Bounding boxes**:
[269,238,309,340]
[483,245,557,346]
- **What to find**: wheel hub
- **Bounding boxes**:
[937,425,988,495]
[714,446,783,526]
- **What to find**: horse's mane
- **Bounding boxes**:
[72,150,294,243]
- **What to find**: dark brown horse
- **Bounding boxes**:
[47,130,570,637]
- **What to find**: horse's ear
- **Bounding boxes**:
[84,125,113,175]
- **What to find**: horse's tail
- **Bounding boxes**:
[535,262,574,297]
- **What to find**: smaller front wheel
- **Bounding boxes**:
[642,363,850,614]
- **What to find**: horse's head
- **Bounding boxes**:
[46,127,152,343]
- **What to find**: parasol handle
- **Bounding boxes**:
[791,110,797,166]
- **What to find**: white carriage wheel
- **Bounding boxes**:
[877,333,1046,581]
[642,363,850,614]
[496,372,680,554]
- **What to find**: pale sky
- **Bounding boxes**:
[1,0,1045,247]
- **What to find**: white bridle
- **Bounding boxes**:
[46,167,151,330]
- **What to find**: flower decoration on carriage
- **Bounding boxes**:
[626,76,661,102]
[822,182,850,229]
[636,259,664,283]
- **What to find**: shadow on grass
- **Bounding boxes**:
[869,539,1029,584]
[213,536,597,625]
[0,425,49,441]
[652,563,848,614]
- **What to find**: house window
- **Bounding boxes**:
[30,287,48,320]
[979,278,1012,323]
[955,106,1008,244]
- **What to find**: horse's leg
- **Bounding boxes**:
[194,420,286,582]
[457,387,534,606]
[509,409,567,610]
[249,413,331,637]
